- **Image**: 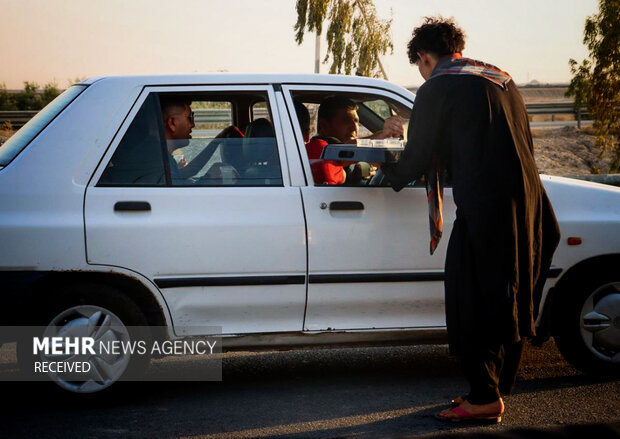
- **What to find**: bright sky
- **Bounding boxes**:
[0,0,597,89]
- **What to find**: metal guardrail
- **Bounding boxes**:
[567,174,620,187]
[0,103,587,130]
[193,109,231,124]
[0,103,586,130]
[525,101,589,128]
[192,108,269,124]
[0,110,39,130]
[525,101,585,114]
[0,109,270,130]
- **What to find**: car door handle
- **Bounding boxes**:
[114,201,151,212]
[329,201,364,211]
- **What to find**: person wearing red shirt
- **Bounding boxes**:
[303,95,404,185]
[306,136,346,185]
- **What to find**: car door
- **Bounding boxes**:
[84,85,307,336]
[282,84,456,331]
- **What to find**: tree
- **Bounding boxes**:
[567,0,620,172]
[0,83,17,111]
[294,0,393,79]
[0,82,62,111]
[41,82,60,106]
[13,82,42,111]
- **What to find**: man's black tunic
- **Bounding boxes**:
[383,66,561,355]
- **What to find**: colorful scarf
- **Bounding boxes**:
[431,56,512,90]
[424,57,512,255]
[426,167,444,255]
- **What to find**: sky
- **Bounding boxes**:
[0,0,598,90]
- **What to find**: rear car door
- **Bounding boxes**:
[84,85,307,336]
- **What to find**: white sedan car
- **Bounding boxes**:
[0,74,618,393]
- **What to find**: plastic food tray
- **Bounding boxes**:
[320,144,403,163]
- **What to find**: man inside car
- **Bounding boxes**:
[305,95,404,185]
[160,96,243,180]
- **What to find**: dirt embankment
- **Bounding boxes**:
[532,126,611,176]
[0,125,12,150]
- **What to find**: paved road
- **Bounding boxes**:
[0,341,618,438]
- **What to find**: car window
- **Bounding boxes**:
[357,99,391,137]
[98,91,283,187]
[363,99,392,119]
[252,101,270,122]
[98,93,167,186]
[0,85,86,166]
[175,100,233,184]
[289,91,411,187]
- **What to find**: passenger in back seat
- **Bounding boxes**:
[160,96,242,181]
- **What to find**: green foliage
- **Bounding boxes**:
[14,82,42,110]
[567,0,620,172]
[294,0,393,78]
[0,81,61,111]
[41,83,61,106]
[0,83,17,111]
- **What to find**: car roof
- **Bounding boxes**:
[78,73,414,98]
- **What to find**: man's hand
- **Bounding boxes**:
[371,115,405,139]
[383,115,405,138]
[367,164,378,179]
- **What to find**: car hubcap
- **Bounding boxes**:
[40,305,131,393]
[580,282,620,363]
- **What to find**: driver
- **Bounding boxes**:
[305,95,404,185]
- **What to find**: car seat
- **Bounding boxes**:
[242,118,282,185]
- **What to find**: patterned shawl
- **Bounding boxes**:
[424,56,512,255]
[431,56,512,89]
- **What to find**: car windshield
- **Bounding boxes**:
[0,84,87,166]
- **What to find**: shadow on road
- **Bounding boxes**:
[0,342,617,439]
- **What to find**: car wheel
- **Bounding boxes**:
[554,275,620,374]
[18,283,151,393]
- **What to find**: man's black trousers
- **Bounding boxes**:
[459,340,525,404]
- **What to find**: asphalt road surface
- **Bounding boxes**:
[0,340,618,439]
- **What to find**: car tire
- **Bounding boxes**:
[17,283,152,394]
[553,272,620,374]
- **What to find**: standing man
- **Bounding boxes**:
[382,17,560,423]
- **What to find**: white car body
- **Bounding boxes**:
[0,74,618,369]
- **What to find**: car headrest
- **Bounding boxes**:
[244,118,274,138]
[242,118,277,165]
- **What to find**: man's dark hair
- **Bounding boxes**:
[293,99,310,132]
[159,95,191,120]
[407,16,466,64]
[318,95,358,122]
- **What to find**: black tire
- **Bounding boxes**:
[553,272,620,374]
[17,283,152,394]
